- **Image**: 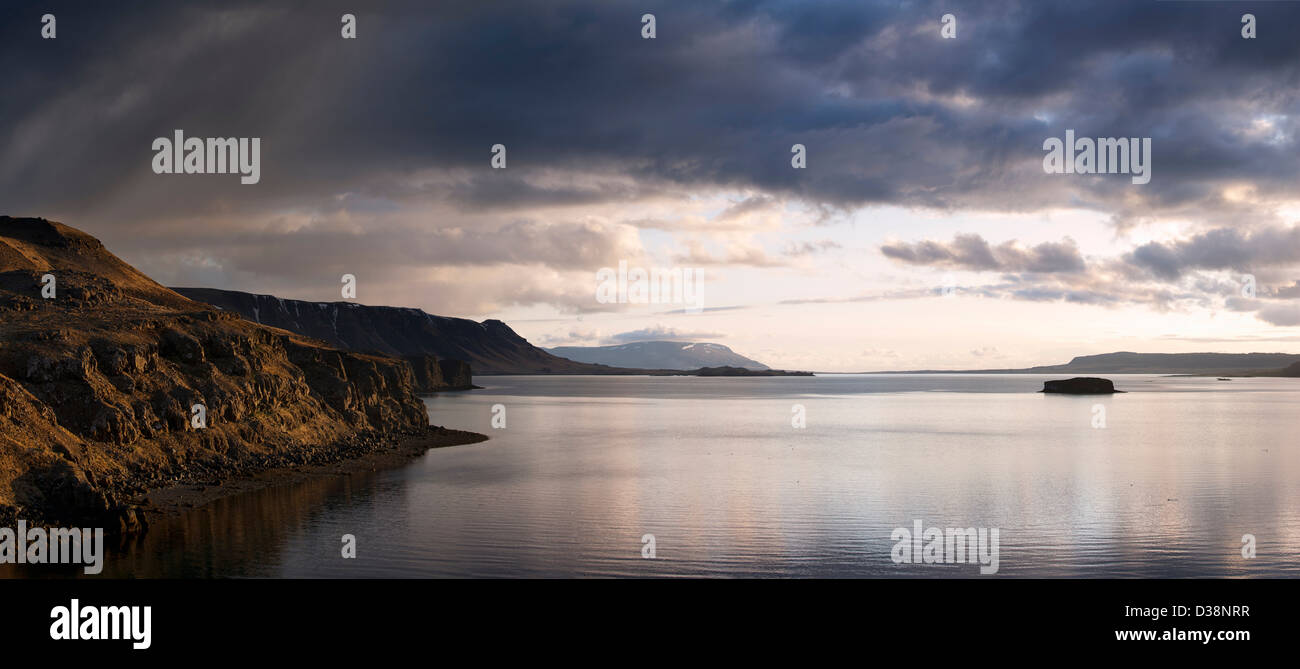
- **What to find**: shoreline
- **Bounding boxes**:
[136,427,488,520]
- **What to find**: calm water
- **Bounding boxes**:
[21,374,1300,577]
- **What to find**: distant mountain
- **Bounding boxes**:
[171,287,630,375]
[545,341,769,371]
[883,351,1300,375]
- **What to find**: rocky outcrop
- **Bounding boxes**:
[437,359,474,389]
[0,373,144,534]
[0,216,462,532]
[404,354,444,393]
[404,355,475,392]
[1041,377,1121,394]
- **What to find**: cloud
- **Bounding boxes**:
[1124,225,1300,280]
[6,0,1300,326]
[877,226,1300,328]
[715,195,779,222]
[605,325,725,344]
[783,240,842,257]
[881,234,1086,273]
[672,238,788,267]
[535,328,605,347]
[1256,305,1300,327]
[8,0,1300,221]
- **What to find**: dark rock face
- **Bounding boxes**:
[405,354,445,392]
[403,355,474,392]
[1041,377,1120,394]
[0,217,436,532]
[170,286,625,375]
[437,359,473,390]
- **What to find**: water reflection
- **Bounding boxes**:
[4,374,1297,578]
[2,472,381,579]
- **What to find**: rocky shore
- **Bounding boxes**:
[140,426,486,518]
[0,217,487,535]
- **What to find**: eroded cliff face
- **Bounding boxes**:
[0,217,433,531]
[437,359,473,390]
[172,286,618,375]
[402,355,475,392]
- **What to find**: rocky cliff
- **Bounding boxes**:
[0,217,468,532]
[404,355,475,391]
[171,287,632,375]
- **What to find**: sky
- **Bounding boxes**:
[4,0,1300,371]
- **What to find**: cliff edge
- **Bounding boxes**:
[0,216,477,533]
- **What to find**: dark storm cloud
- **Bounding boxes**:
[183,218,634,275]
[5,0,1300,318]
[6,0,1300,221]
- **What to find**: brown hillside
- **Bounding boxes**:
[0,216,451,532]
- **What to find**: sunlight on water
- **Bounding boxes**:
[67,374,1300,578]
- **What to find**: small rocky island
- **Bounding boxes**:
[1041,377,1122,394]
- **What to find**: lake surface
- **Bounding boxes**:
[27,374,1300,577]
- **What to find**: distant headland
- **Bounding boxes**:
[651,366,814,377]
[868,351,1300,378]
